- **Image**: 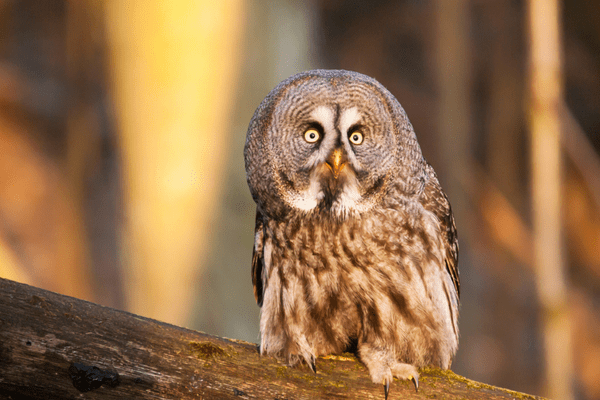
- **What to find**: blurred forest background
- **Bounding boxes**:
[0,0,599,399]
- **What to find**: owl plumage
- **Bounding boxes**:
[244,69,459,398]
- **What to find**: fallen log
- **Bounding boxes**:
[0,277,543,399]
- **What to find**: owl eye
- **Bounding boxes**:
[304,129,320,143]
[349,131,364,145]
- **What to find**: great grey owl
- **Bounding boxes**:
[244,69,459,398]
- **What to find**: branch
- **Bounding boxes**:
[0,277,543,399]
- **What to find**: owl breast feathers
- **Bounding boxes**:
[244,69,459,397]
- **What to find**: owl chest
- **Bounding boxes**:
[264,213,417,306]
[266,217,365,277]
[262,210,447,354]
[262,218,364,345]
[263,209,443,311]
[266,209,434,270]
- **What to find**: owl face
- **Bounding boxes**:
[245,70,425,219]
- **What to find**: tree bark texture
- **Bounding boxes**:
[0,278,543,399]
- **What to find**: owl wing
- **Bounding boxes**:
[252,209,265,307]
[420,164,460,300]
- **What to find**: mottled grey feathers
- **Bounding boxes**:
[245,69,459,396]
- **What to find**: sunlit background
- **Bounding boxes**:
[0,1,598,399]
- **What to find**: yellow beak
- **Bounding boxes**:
[326,148,348,179]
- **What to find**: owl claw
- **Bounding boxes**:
[381,374,417,399]
[308,358,317,374]
[410,375,419,392]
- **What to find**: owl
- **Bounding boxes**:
[244,69,459,398]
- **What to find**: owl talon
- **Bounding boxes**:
[383,379,390,400]
[410,375,419,392]
[308,358,317,374]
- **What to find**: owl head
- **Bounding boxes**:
[245,69,426,220]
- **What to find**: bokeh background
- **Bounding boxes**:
[0,0,598,399]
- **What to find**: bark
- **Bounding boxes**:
[0,277,543,399]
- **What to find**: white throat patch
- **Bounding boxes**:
[288,171,324,211]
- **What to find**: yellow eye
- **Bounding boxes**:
[349,131,364,145]
[304,129,320,143]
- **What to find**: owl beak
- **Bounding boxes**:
[325,148,348,179]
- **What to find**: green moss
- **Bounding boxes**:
[299,373,318,384]
[420,367,543,399]
[321,354,356,362]
[328,380,347,389]
[275,366,288,378]
[189,341,227,360]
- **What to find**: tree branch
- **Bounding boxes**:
[0,277,543,399]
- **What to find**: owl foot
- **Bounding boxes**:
[411,374,419,391]
[362,355,420,398]
[390,362,419,393]
[384,379,390,399]
[308,357,317,374]
[286,352,317,374]
[301,352,317,374]
[382,372,418,399]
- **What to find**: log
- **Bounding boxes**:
[0,277,543,399]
